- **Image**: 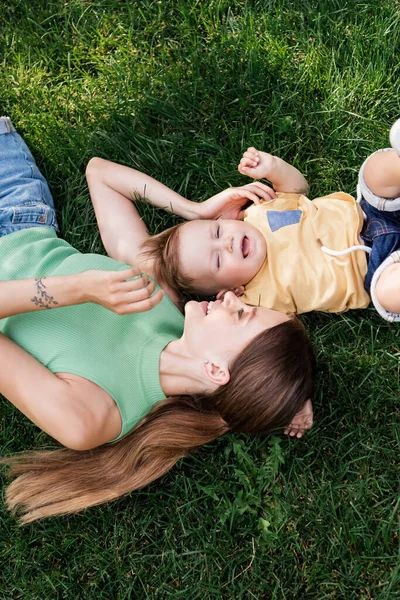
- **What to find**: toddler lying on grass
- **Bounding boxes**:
[144,119,400,324]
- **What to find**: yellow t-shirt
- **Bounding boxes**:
[241,192,370,314]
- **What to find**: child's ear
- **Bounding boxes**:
[231,286,245,297]
[216,286,245,300]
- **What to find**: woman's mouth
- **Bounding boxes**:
[201,301,216,315]
[241,235,250,258]
[201,301,215,315]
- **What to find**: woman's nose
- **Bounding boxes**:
[222,291,236,306]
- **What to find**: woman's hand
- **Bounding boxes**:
[284,399,313,438]
[82,267,164,315]
[196,182,276,221]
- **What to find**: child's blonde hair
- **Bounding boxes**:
[140,223,200,295]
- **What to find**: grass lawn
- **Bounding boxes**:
[0,1,399,598]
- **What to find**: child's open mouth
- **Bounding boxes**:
[241,236,250,258]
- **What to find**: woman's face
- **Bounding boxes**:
[182,292,289,366]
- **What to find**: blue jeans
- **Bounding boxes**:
[0,116,58,237]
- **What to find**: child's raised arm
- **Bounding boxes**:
[239,148,309,195]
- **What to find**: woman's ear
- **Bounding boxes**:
[216,286,245,300]
[203,361,230,387]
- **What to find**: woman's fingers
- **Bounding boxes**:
[115,284,163,314]
[117,266,142,280]
[237,183,275,204]
[284,400,313,437]
[120,272,151,291]
[116,273,164,313]
[125,279,156,300]
[251,181,276,199]
[125,288,164,313]
[242,183,276,202]
[284,426,304,438]
[240,190,260,204]
[86,268,163,314]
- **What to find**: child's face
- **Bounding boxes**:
[178,219,267,295]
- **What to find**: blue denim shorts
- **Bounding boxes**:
[359,199,400,293]
[0,116,58,237]
[358,148,400,321]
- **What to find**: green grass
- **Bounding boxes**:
[1,0,399,598]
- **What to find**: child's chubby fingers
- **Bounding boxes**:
[238,158,256,175]
[243,147,260,162]
[241,151,259,166]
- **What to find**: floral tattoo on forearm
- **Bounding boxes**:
[30,277,59,309]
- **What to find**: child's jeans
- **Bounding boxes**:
[359,148,400,322]
[0,116,58,238]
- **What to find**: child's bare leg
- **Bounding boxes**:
[363,150,400,199]
[238,148,309,194]
[375,261,400,314]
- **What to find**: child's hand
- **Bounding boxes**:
[284,399,313,438]
[198,182,275,221]
[238,147,276,180]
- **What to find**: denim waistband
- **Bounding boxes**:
[0,116,15,135]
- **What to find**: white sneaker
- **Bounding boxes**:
[389,119,400,156]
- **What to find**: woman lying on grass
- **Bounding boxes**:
[0,117,315,523]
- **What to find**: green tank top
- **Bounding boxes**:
[0,227,184,439]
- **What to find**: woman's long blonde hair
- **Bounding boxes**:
[1,319,315,524]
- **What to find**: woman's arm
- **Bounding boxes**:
[0,269,159,448]
[85,158,201,270]
[0,267,163,320]
[0,332,121,449]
